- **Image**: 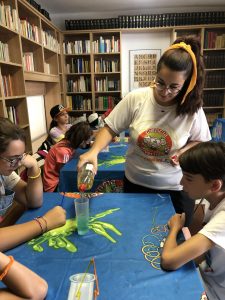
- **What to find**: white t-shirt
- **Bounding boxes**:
[199,199,225,300]
[0,172,20,215]
[105,87,211,190]
[0,172,20,195]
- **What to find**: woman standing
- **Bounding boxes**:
[78,36,211,226]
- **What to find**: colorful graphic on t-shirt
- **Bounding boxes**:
[137,128,172,156]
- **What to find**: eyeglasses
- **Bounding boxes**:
[0,153,27,167]
[154,81,182,95]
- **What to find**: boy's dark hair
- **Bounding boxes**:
[157,35,205,116]
[0,117,26,154]
[179,141,225,189]
[64,121,92,149]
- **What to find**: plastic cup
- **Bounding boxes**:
[67,273,95,300]
[74,197,89,235]
[119,131,125,143]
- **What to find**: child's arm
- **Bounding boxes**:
[13,154,43,209]
[0,252,47,300]
[0,206,66,252]
[161,213,214,270]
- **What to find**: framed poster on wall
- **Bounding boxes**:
[129,49,161,91]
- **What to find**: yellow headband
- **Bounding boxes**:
[165,42,197,104]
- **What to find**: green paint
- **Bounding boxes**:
[98,155,125,167]
[28,208,122,253]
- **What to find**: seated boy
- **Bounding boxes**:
[161,141,225,300]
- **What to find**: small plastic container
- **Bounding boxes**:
[77,163,95,192]
[67,273,95,300]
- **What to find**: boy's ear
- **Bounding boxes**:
[211,179,223,192]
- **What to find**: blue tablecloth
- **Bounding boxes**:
[59,142,128,192]
[3,193,204,300]
[211,118,225,141]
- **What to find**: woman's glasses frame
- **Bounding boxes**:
[154,81,182,95]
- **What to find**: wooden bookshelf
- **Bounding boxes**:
[62,30,121,118]
[0,0,62,152]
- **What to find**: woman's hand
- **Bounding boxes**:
[168,213,185,232]
[43,206,66,231]
[170,154,180,166]
[77,151,98,174]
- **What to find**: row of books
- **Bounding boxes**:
[41,30,60,53]
[63,40,91,55]
[0,41,9,62]
[67,77,91,93]
[66,58,91,74]
[65,11,225,31]
[26,0,51,21]
[66,95,92,111]
[205,73,225,88]
[203,91,224,107]
[7,105,19,124]
[92,36,120,53]
[23,52,34,72]
[95,96,120,110]
[95,78,120,92]
[204,32,225,49]
[20,19,39,43]
[204,53,225,69]
[1,74,13,97]
[94,59,120,73]
[0,2,19,31]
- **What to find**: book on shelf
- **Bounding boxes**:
[23,52,34,72]
[63,40,90,55]
[2,74,13,97]
[66,95,92,111]
[67,58,90,73]
[19,18,39,43]
[0,41,10,62]
[67,76,91,93]
[41,29,60,53]
[0,3,19,31]
[7,106,18,124]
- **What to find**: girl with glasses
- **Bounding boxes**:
[0,118,66,251]
[78,36,211,227]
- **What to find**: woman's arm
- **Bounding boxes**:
[0,252,47,300]
[0,206,66,252]
[161,213,214,270]
[170,141,200,165]
[78,126,116,172]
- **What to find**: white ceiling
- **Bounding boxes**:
[37,0,225,14]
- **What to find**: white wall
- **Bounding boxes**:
[121,31,171,97]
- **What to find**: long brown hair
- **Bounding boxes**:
[0,117,26,154]
[157,36,205,116]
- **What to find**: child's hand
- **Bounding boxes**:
[43,206,66,230]
[20,153,38,169]
[168,213,185,231]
